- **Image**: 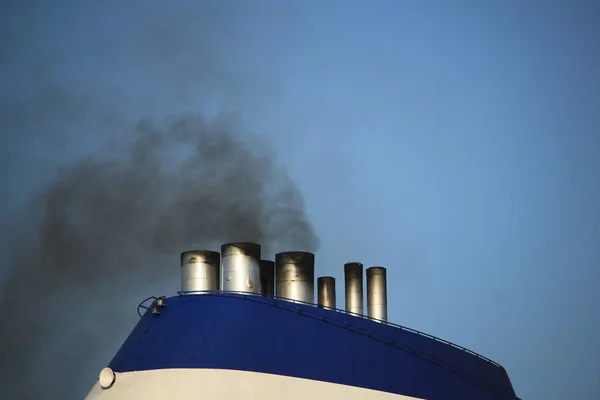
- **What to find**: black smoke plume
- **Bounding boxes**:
[0,1,315,397]
[0,111,319,399]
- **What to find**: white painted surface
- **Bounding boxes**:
[85,368,424,400]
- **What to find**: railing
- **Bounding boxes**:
[138,290,518,398]
[171,290,503,369]
[137,296,159,317]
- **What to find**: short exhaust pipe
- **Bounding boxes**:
[220,242,261,294]
[317,276,336,309]
[275,252,315,303]
[259,260,275,296]
[180,250,220,293]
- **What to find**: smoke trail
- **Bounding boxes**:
[0,2,316,397]
[0,110,319,399]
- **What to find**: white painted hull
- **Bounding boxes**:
[85,368,424,400]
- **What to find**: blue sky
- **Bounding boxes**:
[1,1,599,399]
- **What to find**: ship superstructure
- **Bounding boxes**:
[86,242,520,399]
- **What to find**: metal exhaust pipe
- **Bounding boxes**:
[275,252,315,303]
[366,266,387,321]
[344,262,364,315]
[180,250,220,293]
[220,242,261,293]
[317,276,336,309]
[259,260,275,296]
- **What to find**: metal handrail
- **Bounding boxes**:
[172,290,503,369]
[135,290,519,398]
[137,296,158,317]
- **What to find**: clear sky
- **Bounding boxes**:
[1,1,599,399]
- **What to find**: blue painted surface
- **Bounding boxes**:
[110,294,518,400]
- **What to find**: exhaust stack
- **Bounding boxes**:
[180,250,220,293]
[275,252,315,303]
[366,266,387,321]
[220,242,261,293]
[259,260,275,296]
[344,262,364,315]
[317,276,336,309]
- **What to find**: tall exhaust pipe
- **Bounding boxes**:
[317,276,336,309]
[220,242,261,293]
[366,266,388,321]
[275,252,315,303]
[259,260,275,296]
[180,250,220,293]
[344,262,364,315]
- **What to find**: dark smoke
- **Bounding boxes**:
[1,1,315,398]
[0,111,319,399]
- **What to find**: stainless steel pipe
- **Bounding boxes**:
[259,260,275,296]
[275,252,315,303]
[180,250,220,293]
[344,262,364,315]
[317,276,336,309]
[220,242,261,293]
[366,266,387,321]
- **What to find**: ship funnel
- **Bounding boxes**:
[180,250,220,293]
[344,262,364,315]
[259,260,275,296]
[220,242,261,293]
[317,276,336,309]
[275,252,315,303]
[366,266,387,321]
